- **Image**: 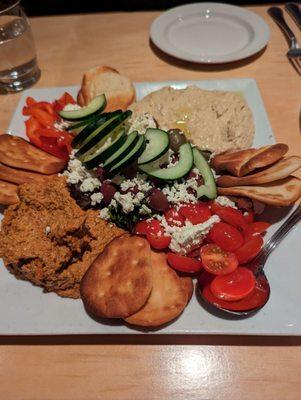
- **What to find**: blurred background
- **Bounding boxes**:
[22,1,284,16]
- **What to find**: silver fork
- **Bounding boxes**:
[268,6,301,75]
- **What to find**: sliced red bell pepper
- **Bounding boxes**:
[53,92,76,112]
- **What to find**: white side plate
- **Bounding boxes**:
[2,79,300,336]
[150,3,270,63]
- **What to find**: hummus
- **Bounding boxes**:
[0,177,124,298]
[130,86,254,154]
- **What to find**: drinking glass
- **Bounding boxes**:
[0,0,40,92]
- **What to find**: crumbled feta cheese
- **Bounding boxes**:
[53,120,70,131]
[162,179,198,205]
[215,196,237,209]
[90,192,103,206]
[114,191,145,214]
[139,204,152,215]
[165,215,220,254]
[63,103,81,111]
[63,150,99,186]
[120,174,152,194]
[45,226,51,235]
[128,112,157,135]
[80,177,100,193]
[99,207,110,220]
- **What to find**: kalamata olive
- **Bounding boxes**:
[100,182,117,206]
[123,161,138,179]
[96,166,107,182]
[121,185,139,195]
[168,129,187,152]
[148,189,169,212]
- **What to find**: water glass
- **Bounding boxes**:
[0,0,40,92]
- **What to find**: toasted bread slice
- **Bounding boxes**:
[0,135,66,174]
[77,66,135,111]
[211,144,288,177]
[125,252,188,327]
[217,156,301,187]
[0,163,53,185]
[217,176,301,206]
[0,180,19,205]
[80,235,152,319]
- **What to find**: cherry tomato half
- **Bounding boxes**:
[208,222,244,251]
[244,222,271,241]
[135,219,163,236]
[200,244,238,276]
[235,235,263,264]
[211,204,248,231]
[201,274,269,311]
[147,234,171,250]
[179,203,211,225]
[164,207,185,227]
[167,252,202,273]
[243,210,254,224]
[210,267,256,301]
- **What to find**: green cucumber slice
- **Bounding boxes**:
[59,94,106,120]
[110,135,146,173]
[138,128,169,165]
[103,131,139,169]
[71,110,122,148]
[192,147,217,199]
[83,129,126,169]
[139,143,193,180]
[76,111,131,157]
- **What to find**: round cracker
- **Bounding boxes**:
[180,276,194,303]
[125,251,188,327]
[80,235,152,318]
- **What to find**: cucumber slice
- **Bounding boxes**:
[59,94,106,120]
[83,129,126,169]
[103,131,139,169]
[192,147,217,199]
[76,111,131,157]
[139,143,193,180]
[110,135,146,173]
[67,110,121,132]
[138,128,169,165]
[71,111,122,148]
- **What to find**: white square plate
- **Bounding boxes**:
[1,79,300,335]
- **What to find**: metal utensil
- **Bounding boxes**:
[268,6,301,75]
[285,3,301,31]
[199,205,301,317]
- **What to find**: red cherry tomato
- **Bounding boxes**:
[202,274,269,311]
[244,222,271,241]
[164,207,185,227]
[208,222,244,251]
[200,244,238,276]
[211,204,248,231]
[235,235,263,264]
[179,203,211,225]
[147,234,171,250]
[243,210,254,224]
[135,219,163,236]
[167,252,202,273]
[210,267,256,301]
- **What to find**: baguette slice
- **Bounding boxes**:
[0,180,19,205]
[211,144,288,177]
[217,176,301,206]
[0,135,66,174]
[217,156,301,187]
[77,66,135,111]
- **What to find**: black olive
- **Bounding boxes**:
[168,129,187,152]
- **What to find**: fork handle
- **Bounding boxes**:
[268,7,298,47]
[263,206,301,260]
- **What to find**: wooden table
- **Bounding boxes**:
[1,5,301,400]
